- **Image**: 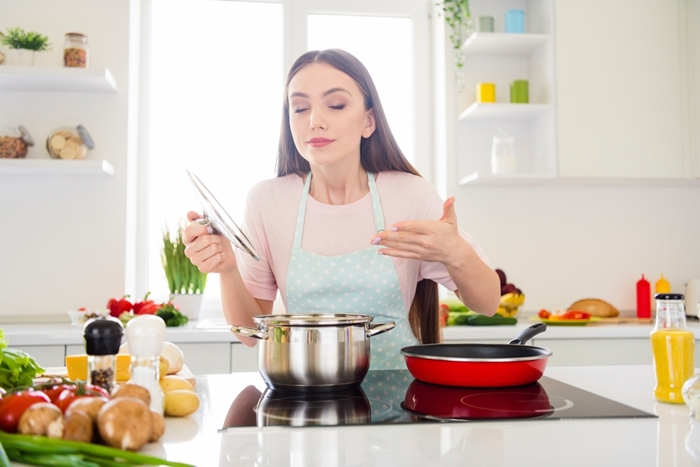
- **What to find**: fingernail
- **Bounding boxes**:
[377,250,384,255]
[390,227,398,232]
[371,237,381,245]
[207,226,214,234]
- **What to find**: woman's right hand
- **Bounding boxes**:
[183,211,238,275]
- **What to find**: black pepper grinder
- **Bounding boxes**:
[83,317,123,394]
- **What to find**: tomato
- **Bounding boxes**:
[55,383,111,413]
[40,383,78,404]
[538,309,550,319]
[0,390,51,432]
[561,310,591,320]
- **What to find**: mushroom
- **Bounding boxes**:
[97,397,152,451]
[149,410,165,442]
[18,403,64,438]
[65,396,108,422]
[112,383,151,407]
[63,411,93,443]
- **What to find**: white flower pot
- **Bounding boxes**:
[170,293,204,321]
[7,49,36,66]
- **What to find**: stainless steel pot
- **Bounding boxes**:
[230,313,395,391]
[255,388,371,426]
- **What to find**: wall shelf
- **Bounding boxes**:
[0,159,115,175]
[459,103,552,121]
[0,66,117,92]
[462,33,551,57]
[459,172,556,186]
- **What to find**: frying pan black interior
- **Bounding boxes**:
[401,343,550,360]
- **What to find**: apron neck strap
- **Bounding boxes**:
[293,171,385,249]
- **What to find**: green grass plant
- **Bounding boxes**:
[161,223,207,295]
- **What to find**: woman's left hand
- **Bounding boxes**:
[370,197,469,267]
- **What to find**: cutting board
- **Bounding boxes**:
[595,317,654,324]
[39,364,196,388]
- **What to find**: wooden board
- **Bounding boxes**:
[595,317,654,324]
[39,364,196,388]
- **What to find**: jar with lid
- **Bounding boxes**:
[46,125,95,160]
[0,125,35,159]
[84,317,123,394]
[64,33,89,68]
[651,293,694,403]
[491,127,516,174]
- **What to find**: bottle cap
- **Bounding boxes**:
[83,317,123,356]
[125,315,166,356]
[655,293,684,301]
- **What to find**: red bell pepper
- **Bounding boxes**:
[132,292,161,315]
[106,296,133,318]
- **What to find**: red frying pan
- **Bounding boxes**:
[401,323,551,388]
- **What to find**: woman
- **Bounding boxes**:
[184,49,499,369]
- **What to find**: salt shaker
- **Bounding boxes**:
[83,317,123,394]
[125,315,166,414]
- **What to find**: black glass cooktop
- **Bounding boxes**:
[220,370,656,429]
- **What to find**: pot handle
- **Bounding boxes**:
[229,325,267,340]
[508,323,547,345]
[366,321,396,338]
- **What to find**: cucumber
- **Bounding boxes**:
[465,314,517,326]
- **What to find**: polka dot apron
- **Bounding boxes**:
[286,171,419,369]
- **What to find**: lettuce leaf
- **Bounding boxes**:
[0,327,45,390]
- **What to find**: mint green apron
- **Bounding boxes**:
[285,172,419,369]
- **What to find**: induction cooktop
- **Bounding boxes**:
[220,370,656,429]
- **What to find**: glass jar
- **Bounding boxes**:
[46,125,94,160]
[651,293,694,403]
[491,127,516,174]
[0,125,35,159]
[84,317,123,394]
[63,33,89,68]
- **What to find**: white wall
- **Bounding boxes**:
[0,0,135,321]
[454,186,700,313]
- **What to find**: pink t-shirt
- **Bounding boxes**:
[235,171,489,312]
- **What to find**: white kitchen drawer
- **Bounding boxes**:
[177,343,231,375]
[66,344,85,356]
[230,343,259,373]
[12,345,66,368]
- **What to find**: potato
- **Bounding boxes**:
[164,390,200,417]
[159,355,170,378]
[161,342,185,375]
[63,411,93,443]
[159,375,194,394]
[98,397,152,451]
[112,383,151,406]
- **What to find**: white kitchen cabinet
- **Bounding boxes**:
[455,0,558,186]
[535,338,652,366]
[12,345,65,368]
[554,0,692,179]
[176,343,231,375]
[230,343,259,373]
[66,345,85,356]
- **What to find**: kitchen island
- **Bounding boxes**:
[116,365,699,467]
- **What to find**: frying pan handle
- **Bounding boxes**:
[508,323,547,345]
[367,321,396,338]
[229,325,267,340]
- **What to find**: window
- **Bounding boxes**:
[140,0,430,317]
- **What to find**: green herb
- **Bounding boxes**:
[155,302,189,327]
[0,432,196,467]
[0,328,44,391]
[0,27,51,51]
[161,223,207,295]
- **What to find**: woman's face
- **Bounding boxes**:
[287,62,375,170]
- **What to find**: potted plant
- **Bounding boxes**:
[161,222,207,320]
[0,27,51,66]
[437,0,473,88]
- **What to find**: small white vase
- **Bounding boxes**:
[7,49,36,66]
[170,293,203,321]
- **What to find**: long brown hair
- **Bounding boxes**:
[275,49,440,344]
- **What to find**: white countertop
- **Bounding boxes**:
[125,365,699,467]
[5,319,700,346]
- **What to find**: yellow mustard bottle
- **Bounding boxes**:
[656,274,671,294]
[651,293,694,403]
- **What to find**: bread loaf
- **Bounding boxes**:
[567,298,620,317]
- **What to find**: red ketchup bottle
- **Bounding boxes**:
[637,275,651,318]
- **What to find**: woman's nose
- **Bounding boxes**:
[309,108,327,130]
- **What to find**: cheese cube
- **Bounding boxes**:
[66,354,132,382]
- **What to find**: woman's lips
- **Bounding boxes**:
[307,138,333,148]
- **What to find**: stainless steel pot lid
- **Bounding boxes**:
[253,313,375,326]
[186,169,260,261]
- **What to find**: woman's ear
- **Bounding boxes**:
[362,108,376,138]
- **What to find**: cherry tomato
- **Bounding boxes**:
[40,383,78,404]
[561,310,591,320]
[0,390,51,432]
[55,383,110,413]
[538,309,550,319]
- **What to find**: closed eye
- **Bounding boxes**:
[294,108,309,113]
[329,105,345,110]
